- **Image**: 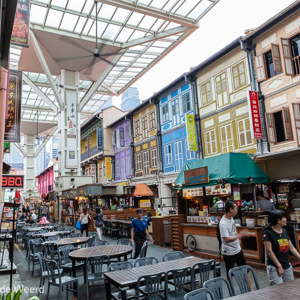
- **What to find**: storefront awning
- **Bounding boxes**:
[175,153,269,188]
[133,183,154,197]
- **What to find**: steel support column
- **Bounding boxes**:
[23,135,36,198]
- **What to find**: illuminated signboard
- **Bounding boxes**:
[2,175,24,188]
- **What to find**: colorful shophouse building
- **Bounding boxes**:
[110,118,132,184]
[80,106,126,184]
[242,1,300,180]
[131,100,159,197]
[187,37,257,158]
[156,77,199,210]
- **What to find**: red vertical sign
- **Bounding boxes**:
[248,91,263,139]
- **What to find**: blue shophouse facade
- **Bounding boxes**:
[159,82,197,174]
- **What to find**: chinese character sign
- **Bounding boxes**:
[66,94,77,137]
[105,157,112,180]
[186,114,197,151]
[247,91,263,139]
[11,0,30,47]
[5,70,22,142]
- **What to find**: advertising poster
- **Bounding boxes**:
[186,114,197,151]
[105,157,112,180]
[247,91,263,139]
[11,0,30,47]
[4,70,22,142]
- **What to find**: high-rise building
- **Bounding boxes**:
[121,87,140,111]
[3,143,24,171]
[50,137,58,160]
[35,139,47,175]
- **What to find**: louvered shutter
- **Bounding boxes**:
[116,129,120,148]
[293,103,300,146]
[112,130,116,146]
[281,38,294,76]
[282,107,293,140]
[254,55,266,82]
[265,113,276,144]
[271,44,282,73]
[119,127,125,147]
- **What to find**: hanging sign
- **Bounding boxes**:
[105,157,112,180]
[186,114,197,151]
[4,70,22,142]
[3,142,10,153]
[247,91,263,139]
[66,92,78,168]
[184,167,209,186]
[97,127,103,150]
[11,0,30,47]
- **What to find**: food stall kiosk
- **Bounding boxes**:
[173,153,269,262]
[61,189,77,226]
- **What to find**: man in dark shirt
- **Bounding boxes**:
[256,191,275,212]
[131,208,153,259]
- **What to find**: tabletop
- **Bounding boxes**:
[104,256,208,288]
[69,245,132,260]
[108,219,132,225]
[225,278,300,299]
[34,231,70,238]
[27,226,54,232]
[44,236,89,246]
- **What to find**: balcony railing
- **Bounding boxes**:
[81,146,102,162]
[293,55,300,75]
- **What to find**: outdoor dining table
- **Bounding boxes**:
[33,230,71,239]
[43,236,89,247]
[108,219,132,225]
[26,226,54,232]
[104,256,212,300]
[225,278,300,299]
[69,245,133,295]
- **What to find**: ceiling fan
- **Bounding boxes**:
[55,1,123,75]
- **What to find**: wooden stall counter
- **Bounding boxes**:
[181,223,264,262]
[152,216,172,246]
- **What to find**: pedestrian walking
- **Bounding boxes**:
[131,208,153,259]
[80,208,91,237]
[94,207,103,240]
[263,210,300,285]
[219,201,249,275]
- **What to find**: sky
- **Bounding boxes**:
[130,0,296,101]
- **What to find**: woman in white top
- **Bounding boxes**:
[80,208,91,237]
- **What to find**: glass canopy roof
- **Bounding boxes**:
[11,0,219,125]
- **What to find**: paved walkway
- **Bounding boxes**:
[2,235,271,300]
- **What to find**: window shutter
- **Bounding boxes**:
[112,131,116,146]
[116,129,120,148]
[119,127,125,147]
[265,113,277,144]
[293,103,300,146]
[271,44,282,73]
[282,107,293,140]
[281,38,294,76]
[254,55,266,82]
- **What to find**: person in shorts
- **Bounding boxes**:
[219,200,248,275]
[263,210,300,285]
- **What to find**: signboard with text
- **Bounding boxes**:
[184,167,209,186]
[186,114,197,151]
[11,0,30,47]
[4,70,22,142]
[97,127,103,150]
[2,175,24,188]
[247,91,263,139]
[105,157,112,180]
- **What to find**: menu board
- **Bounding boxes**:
[205,184,231,196]
[183,187,203,198]
[0,202,20,231]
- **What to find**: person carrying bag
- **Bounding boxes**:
[80,208,91,237]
